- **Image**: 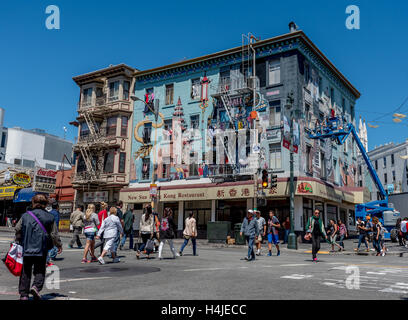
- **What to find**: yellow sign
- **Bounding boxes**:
[12,173,31,186]
[0,186,20,198]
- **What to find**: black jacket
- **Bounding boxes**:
[15,208,62,257]
[159,216,177,240]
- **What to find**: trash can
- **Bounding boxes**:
[207,221,231,243]
[234,223,246,245]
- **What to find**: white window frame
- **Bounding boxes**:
[269,144,282,169]
[268,60,281,86]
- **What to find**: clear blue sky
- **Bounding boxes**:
[0,0,407,150]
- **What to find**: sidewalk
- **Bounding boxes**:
[1,226,407,256]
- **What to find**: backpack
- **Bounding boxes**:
[161,217,169,231]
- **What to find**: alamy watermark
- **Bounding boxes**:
[345,5,360,30]
[45,5,60,30]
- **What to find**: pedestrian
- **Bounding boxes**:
[305,209,327,263]
[282,217,290,244]
[327,219,343,252]
[240,209,259,261]
[337,219,348,250]
[158,207,179,260]
[365,215,374,249]
[255,210,266,256]
[179,211,197,256]
[96,207,123,264]
[14,194,62,300]
[379,221,387,256]
[82,204,99,263]
[69,205,84,249]
[152,210,161,252]
[120,205,135,250]
[372,216,382,256]
[396,218,404,246]
[355,217,369,252]
[400,218,408,248]
[136,205,154,259]
[111,201,124,257]
[266,210,280,256]
[94,202,108,254]
[46,202,61,267]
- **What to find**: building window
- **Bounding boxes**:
[321,152,326,179]
[190,115,200,129]
[121,116,128,137]
[392,170,396,182]
[118,152,126,173]
[268,60,281,86]
[14,158,21,165]
[83,88,92,106]
[80,122,89,139]
[358,165,362,176]
[164,119,172,141]
[165,84,174,105]
[77,156,86,172]
[109,81,119,101]
[305,103,311,128]
[103,151,115,173]
[375,160,378,170]
[306,145,312,174]
[391,154,395,166]
[269,101,281,126]
[269,144,282,169]
[383,156,387,168]
[142,158,150,180]
[143,123,152,144]
[351,105,355,121]
[46,163,56,170]
[1,132,6,148]
[191,78,201,100]
[123,81,130,100]
[384,173,388,184]
[106,117,117,136]
[23,159,35,168]
[330,87,334,103]
[342,97,345,113]
[304,63,310,83]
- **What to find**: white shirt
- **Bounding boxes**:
[401,221,407,233]
[97,215,123,239]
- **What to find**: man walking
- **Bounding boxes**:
[111,201,124,257]
[267,210,281,256]
[240,210,259,261]
[255,210,266,256]
[120,205,135,250]
[355,217,369,252]
[47,202,60,266]
[69,205,84,249]
[365,215,374,250]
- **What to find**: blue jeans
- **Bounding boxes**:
[180,237,197,255]
[111,233,120,255]
[357,234,368,249]
[284,230,290,243]
[338,235,345,248]
[120,231,134,250]
[47,246,58,263]
[373,236,382,254]
[246,236,255,260]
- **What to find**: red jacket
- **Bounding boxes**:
[97,209,108,229]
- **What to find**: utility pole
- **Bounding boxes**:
[286,91,298,250]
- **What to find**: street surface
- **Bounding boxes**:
[1,229,408,300]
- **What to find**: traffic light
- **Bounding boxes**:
[261,169,268,188]
[270,174,278,188]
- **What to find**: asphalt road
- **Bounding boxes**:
[1,230,408,300]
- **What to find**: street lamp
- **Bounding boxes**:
[285,91,298,250]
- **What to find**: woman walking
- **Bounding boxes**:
[179,211,197,256]
[337,219,348,250]
[136,205,154,259]
[372,217,382,256]
[305,209,327,263]
[96,207,123,264]
[81,204,99,263]
[158,207,178,260]
[94,202,108,254]
[327,219,343,252]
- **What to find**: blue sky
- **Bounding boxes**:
[0,0,407,150]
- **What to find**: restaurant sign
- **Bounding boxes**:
[32,167,57,194]
[12,173,31,187]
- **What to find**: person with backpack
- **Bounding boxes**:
[337,219,348,250]
[179,211,198,256]
[372,216,382,256]
[96,207,123,264]
[120,205,135,250]
[136,205,154,259]
[240,209,259,261]
[14,194,62,300]
[305,209,327,263]
[81,204,99,263]
[158,207,179,260]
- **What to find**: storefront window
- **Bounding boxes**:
[348,209,355,227]
[326,204,337,226]
[303,198,313,231]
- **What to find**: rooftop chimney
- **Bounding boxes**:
[289,21,298,33]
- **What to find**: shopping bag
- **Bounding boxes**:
[2,243,23,277]
[145,239,155,253]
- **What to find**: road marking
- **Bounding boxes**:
[366,272,386,275]
[55,277,112,283]
[183,267,225,272]
[281,274,313,280]
[280,264,309,267]
[304,250,330,254]
[326,262,347,265]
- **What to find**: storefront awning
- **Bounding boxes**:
[13,188,43,203]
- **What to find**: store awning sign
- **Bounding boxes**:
[297,182,313,194]
[32,167,57,194]
[12,173,31,187]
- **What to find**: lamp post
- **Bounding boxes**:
[131,95,159,211]
[285,91,298,250]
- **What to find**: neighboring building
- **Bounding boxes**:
[5,127,72,170]
[121,23,366,237]
[358,140,408,200]
[71,64,136,207]
[388,192,408,219]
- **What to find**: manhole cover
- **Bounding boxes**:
[80,267,129,273]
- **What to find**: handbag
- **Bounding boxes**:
[145,239,155,253]
[304,233,311,241]
[2,243,24,276]
[27,211,53,250]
